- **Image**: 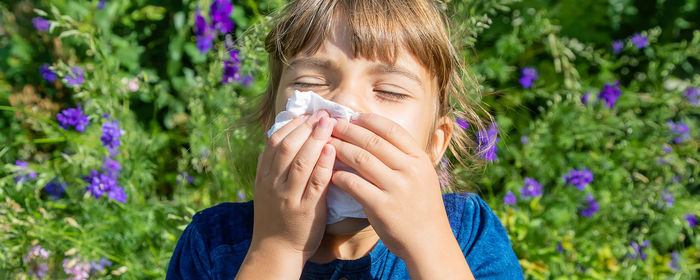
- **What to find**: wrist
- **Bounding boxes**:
[402,232,473,279]
[236,239,307,279]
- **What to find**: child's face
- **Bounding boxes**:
[274,21,445,155]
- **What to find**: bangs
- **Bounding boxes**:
[265,0,454,90]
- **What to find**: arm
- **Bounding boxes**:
[235,240,306,280]
[403,230,475,279]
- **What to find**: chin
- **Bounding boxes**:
[324,218,370,235]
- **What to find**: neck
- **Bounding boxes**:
[308,218,380,264]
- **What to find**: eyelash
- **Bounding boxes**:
[293,83,408,102]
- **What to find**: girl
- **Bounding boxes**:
[167,0,523,279]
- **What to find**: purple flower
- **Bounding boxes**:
[222,59,241,84]
[556,242,564,253]
[196,34,214,54]
[581,92,591,105]
[84,170,115,198]
[177,172,194,184]
[237,189,246,201]
[39,64,56,82]
[661,190,674,207]
[671,175,681,183]
[686,214,697,227]
[63,255,90,280]
[519,67,539,88]
[107,186,127,203]
[476,122,499,161]
[103,157,121,177]
[240,74,254,86]
[97,0,106,10]
[229,49,241,63]
[32,17,50,32]
[597,81,622,108]
[44,179,66,199]
[503,191,516,205]
[669,251,679,272]
[520,135,529,145]
[83,169,126,203]
[194,12,208,36]
[612,40,623,54]
[209,0,234,33]
[580,194,599,217]
[628,240,650,260]
[631,33,648,49]
[684,87,699,104]
[64,66,85,86]
[23,245,49,264]
[661,144,673,154]
[456,117,469,130]
[23,245,49,278]
[13,160,37,183]
[666,120,690,144]
[101,119,123,151]
[520,177,543,198]
[90,256,112,272]
[57,105,90,132]
[562,168,593,191]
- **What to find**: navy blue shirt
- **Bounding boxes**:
[166,192,524,279]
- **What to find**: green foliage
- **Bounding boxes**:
[0,0,698,278]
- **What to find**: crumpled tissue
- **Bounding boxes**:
[267,90,366,224]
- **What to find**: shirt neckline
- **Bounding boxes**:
[301,237,388,275]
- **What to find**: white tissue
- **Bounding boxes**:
[267,90,366,224]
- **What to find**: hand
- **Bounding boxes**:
[328,113,459,263]
[250,110,336,262]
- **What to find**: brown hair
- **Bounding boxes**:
[254,0,495,192]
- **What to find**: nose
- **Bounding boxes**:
[324,83,366,113]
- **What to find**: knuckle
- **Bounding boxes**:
[352,151,372,166]
[269,133,284,147]
[364,134,382,150]
[279,139,296,156]
[308,174,327,190]
[386,124,400,138]
[292,157,309,172]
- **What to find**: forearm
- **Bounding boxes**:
[403,233,474,280]
[235,241,306,280]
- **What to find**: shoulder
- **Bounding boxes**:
[188,200,255,249]
[166,201,254,280]
[442,192,524,279]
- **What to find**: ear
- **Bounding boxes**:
[428,115,453,165]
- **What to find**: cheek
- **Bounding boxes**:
[374,104,433,148]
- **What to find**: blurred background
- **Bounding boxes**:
[1,0,698,279]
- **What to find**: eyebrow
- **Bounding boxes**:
[287,57,423,87]
[287,57,334,70]
[369,64,423,87]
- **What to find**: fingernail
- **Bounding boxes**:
[318,115,329,129]
[330,118,338,126]
[350,113,359,122]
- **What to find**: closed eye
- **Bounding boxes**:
[375,90,409,102]
[293,82,328,88]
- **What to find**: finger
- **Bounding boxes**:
[262,114,311,172]
[348,113,422,157]
[286,114,334,198]
[332,118,406,170]
[301,144,335,204]
[331,170,383,208]
[270,110,327,181]
[329,137,395,190]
